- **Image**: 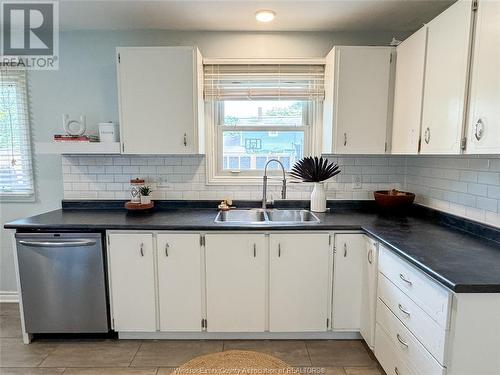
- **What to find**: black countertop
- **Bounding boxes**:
[5,203,500,293]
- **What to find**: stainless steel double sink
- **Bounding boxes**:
[214,209,320,225]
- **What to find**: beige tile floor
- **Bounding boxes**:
[0,303,385,375]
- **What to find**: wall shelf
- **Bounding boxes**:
[35,142,121,155]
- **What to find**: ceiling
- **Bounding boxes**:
[59,0,455,32]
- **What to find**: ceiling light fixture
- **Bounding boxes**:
[255,10,275,22]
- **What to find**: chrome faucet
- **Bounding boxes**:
[262,159,287,209]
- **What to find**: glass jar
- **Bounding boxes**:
[130,178,145,203]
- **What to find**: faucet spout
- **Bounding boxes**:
[262,159,287,209]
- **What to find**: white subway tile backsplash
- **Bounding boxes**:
[61,154,500,228]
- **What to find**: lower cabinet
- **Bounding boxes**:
[269,233,331,332]
[360,235,378,349]
[332,233,364,330]
[108,233,156,332]
[205,234,267,332]
[157,233,202,332]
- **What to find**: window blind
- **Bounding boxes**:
[204,64,325,101]
[0,66,34,199]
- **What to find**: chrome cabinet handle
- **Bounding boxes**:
[397,333,409,348]
[344,243,347,257]
[344,133,347,146]
[183,133,187,146]
[424,127,431,144]
[278,243,281,257]
[140,242,144,257]
[474,118,484,141]
[367,249,373,264]
[394,367,400,375]
[165,242,169,257]
[253,243,256,258]
[398,303,411,317]
[399,273,412,286]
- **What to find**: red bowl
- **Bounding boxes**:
[374,190,415,211]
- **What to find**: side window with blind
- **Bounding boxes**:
[0,67,34,200]
[204,64,325,182]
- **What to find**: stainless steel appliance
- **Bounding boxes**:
[16,233,109,333]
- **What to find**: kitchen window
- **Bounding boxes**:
[0,66,34,200]
[204,63,325,184]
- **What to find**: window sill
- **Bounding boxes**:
[0,194,36,203]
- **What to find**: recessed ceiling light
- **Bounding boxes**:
[255,10,275,23]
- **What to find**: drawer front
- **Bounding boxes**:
[375,323,418,375]
[377,299,446,375]
[378,273,447,364]
[378,245,451,328]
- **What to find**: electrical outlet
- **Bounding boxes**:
[353,175,362,189]
[156,176,172,189]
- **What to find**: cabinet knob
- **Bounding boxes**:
[165,242,169,257]
[183,133,187,146]
[394,367,400,375]
[344,243,347,257]
[398,303,411,317]
[396,333,409,348]
[424,127,431,144]
[399,273,412,286]
[344,133,347,146]
[139,242,144,257]
[474,118,484,141]
[367,249,373,264]
[278,243,281,257]
[253,243,256,258]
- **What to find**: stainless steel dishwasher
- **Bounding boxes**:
[16,233,109,333]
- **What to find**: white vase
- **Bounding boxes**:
[140,196,151,205]
[310,182,327,212]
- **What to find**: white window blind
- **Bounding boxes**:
[204,64,325,101]
[0,66,34,199]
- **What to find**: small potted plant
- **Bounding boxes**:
[139,186,152,205]
[290,156,341,212]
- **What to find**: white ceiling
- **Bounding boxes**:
[59,0,455,32]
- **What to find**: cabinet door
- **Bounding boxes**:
[157,234,202,332]
[269,233,331,332]
[117,47,201,154]
[466,0,500,154]
[332,233,364,330]
[392,27,427,154]
[360,236,378,349]
[324,47,394,154]
[205,234,267,332]
[108,233,156,332]
[420,1,473,154]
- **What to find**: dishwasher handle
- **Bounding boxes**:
[18,240,97,248]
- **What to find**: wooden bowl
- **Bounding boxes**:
[374,190,415,211]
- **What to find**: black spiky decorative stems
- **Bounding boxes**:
[290,156,341,182]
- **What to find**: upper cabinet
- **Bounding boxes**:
[323,46,395,154]
[419,0,474,154]
[391,26,428,154]
[466,0,500,154]
[116,47,205,155]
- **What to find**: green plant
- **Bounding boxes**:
[139,186,152,196]
[290,156,341,182]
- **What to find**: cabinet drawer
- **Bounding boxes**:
[378,273,447,364]
[377,299,446,375]
[375,323,418,375]
[379,245,451,328]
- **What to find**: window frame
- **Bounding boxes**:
[206,99,322,185]
[0,67,35,202]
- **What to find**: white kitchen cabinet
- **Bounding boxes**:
[117,46,204,154]
[157,234,202,332]
[332,233,364,330]
[360,236,378,349]
[466,0,500,154]
[420,0,474,154]
[107,233,156,332]
[269,233,331,332]
[391,26,428,154]
[323,46,395,154]
[205,234,267,332]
